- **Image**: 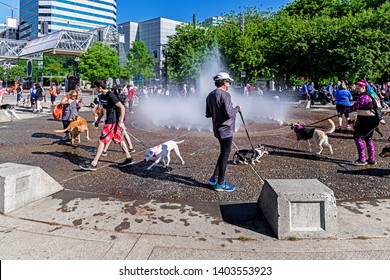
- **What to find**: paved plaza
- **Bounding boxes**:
[0,93,389,260]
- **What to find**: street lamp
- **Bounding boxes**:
[162,49,168,89]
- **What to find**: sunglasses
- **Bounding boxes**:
[225,80,232,85]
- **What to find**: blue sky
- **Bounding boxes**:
[1,0,292,25]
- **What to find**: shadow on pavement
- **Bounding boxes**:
[338,168,390,178]
[220,203,276,238]
[117,161,212,190]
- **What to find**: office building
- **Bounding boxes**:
[19,0,117,40]
[118,17,183,72]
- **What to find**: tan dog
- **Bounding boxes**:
[93,106,103,122]
[54,116,90,145]
[290,119,335,155]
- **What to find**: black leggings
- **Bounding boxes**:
[213,137,233,184]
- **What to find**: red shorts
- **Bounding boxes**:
[99,124,123,144]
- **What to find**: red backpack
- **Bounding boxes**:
[52,104,63,119]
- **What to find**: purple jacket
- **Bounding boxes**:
[343,93,374,115]
[206,88,240,139]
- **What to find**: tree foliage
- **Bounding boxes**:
[165,0,390,87]
[126,40,155,84]
[78,42,121,83]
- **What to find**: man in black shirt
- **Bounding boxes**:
[80,80,134,171]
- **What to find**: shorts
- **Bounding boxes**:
[99,123,123,144]
[336,104,350,118]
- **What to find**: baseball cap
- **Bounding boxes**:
[213,72,234,81]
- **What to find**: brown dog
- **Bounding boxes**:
[93,106,103,123]
[379,145,390,158]
[54,116,90,145]
[291,119,335,155]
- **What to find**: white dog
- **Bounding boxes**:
[144,140,185,170]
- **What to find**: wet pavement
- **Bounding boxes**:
[0,94,389,202]
[0,94,389,261]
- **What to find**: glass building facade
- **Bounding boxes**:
[19,0,117,40]
[118,17,183,68]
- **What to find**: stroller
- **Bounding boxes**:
[310,88,332,105]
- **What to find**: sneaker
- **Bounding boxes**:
[60,136,70,142]
[92,151,107,157]
[117,157,134,167]
[215,180,236,192]
[129,148,136,154]
[346,125,352,129]
[208,176,218,186]
[354,159,367,166]
[336,126,342,130]
[79,162,97,171]
[367,160,377,165]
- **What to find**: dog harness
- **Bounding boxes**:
[151,145,161,156]
[294,125,315,140]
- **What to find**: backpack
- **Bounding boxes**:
[52,104,63,119]
[118,93,127,105]
[369,95,382,122]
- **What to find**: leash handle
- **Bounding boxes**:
[239,111,255,150]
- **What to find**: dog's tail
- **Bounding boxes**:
[54,128,68,133]
[326,119,336,134]
[175,140,185,144]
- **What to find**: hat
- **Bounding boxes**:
[213,72,234,81]
[356,81,366,87]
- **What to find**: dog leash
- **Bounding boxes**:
[123,127,149,149]
[306,114,338,126]
[239,111,255,150]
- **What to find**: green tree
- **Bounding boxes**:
[167,23,217,85]
[8,65,26,84]
[126,41,155,85]
[0,65,5,81]
[78,42,120,83]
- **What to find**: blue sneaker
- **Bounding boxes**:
[208,176,218,186]
[215,180,236,192]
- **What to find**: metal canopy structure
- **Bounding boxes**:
[0,26,118,61]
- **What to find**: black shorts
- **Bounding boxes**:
[336,104,350,117]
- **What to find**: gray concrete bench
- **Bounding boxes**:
[0,163,63,213]
[258,179,338,239]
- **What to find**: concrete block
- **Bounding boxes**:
[0,110,11,122]
[0,163,63,213]
[258,179,338,239]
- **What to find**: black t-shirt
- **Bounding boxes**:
[100,91,121,124]
[36,86,43,98]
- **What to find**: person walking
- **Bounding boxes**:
[59,90,79,141]
[29,84,37,112]
[126,83,136,113]
[35,82,44,113]
[334,81,353,130]
[16,82,23,105]
[79,80,134,171]
[49,82,58,105]
[206,72,242,192]
[0,80,5,106]
[343,81,385,165]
